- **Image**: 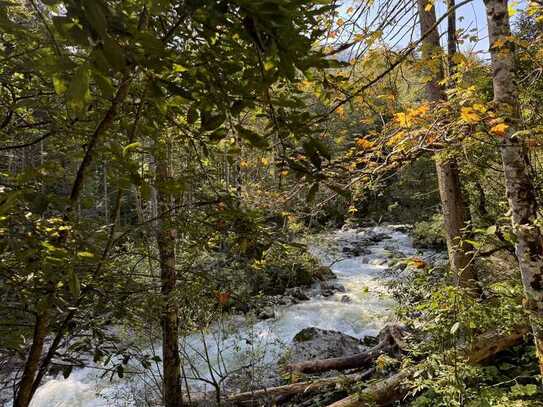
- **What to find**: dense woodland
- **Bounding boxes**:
[1,0,543,406]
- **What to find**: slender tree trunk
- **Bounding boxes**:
[155,146,183,407]
[417,0,476,287]
[447,0,457,73]
[13,312,48,407]
[484,0,543,374]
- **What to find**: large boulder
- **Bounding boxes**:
[279,327,366,366]
[286,287,310,301]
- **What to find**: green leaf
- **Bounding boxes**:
[83,0,107,38]
[93,72,114,98]
[464,239,482,249]
[201,110,226,131]
[236,126,268,149]
[68,270,81,298]
[485,225,497,235]
[66,65,92,116]
[77,251,95,258]
[52,74,67,95]
[123,142,142,156]
[102,39,125,72]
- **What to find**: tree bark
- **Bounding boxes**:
[13,312,49,407]
[326,328,528,407]
[155,147,183,407]
[417,0,477,288]
[484,0,543,374]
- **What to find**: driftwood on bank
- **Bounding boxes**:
[286,324,407,375]
[223,368,375,405]
[326,327,529,407]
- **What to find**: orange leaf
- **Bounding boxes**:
[460,107,481,124]
[215,291,231,305]
[490,123,509,137]
[356,137,374,149]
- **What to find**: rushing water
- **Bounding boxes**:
[29,226,422,407]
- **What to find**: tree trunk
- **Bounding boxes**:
[13,312,49,407]
[326,328,528,407]
[484,0,543,374]
[417,0,477,288]
[155,148,183,407]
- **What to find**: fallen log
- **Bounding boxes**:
[286,324,406,374]
[326,327,529,407]
[223,368,375,405]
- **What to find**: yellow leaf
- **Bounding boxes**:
[490,123,509,137]
[424,2,433,11]
[394,112,411,128]
[472,103,487,113]
[386,131,406,147]
[356,138,374,149]
[508,1,519,16]
[337,18,344,27]
[460,107,481,124]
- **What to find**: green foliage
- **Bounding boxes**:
[412,214,446,250]
[389,264,540,406]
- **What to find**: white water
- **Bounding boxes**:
[29,226,421,406]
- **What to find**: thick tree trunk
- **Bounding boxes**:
[326,328,527,407]
[156,152,183,407]
[436,160,477,285]
[286,325,405,374]
[484,0,543,374]
[13,312,48,407]
[417,0,476,288]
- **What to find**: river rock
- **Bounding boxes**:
[367,232,391,243]
[321,289,334,297]
[279,327,366,366]
[257,306,275,320]
[390,224,412,233]
[286,287,310,301]
[340,295,352,303]
[320,281,345,293]
[342,244,371,257]
[369,258,388,266]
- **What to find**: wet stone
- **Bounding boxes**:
[340,295,352,303]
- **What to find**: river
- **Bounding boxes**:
[29,225,424,406]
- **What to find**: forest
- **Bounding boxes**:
[1,0,543,406]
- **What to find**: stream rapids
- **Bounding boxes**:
[29,225,428,407]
